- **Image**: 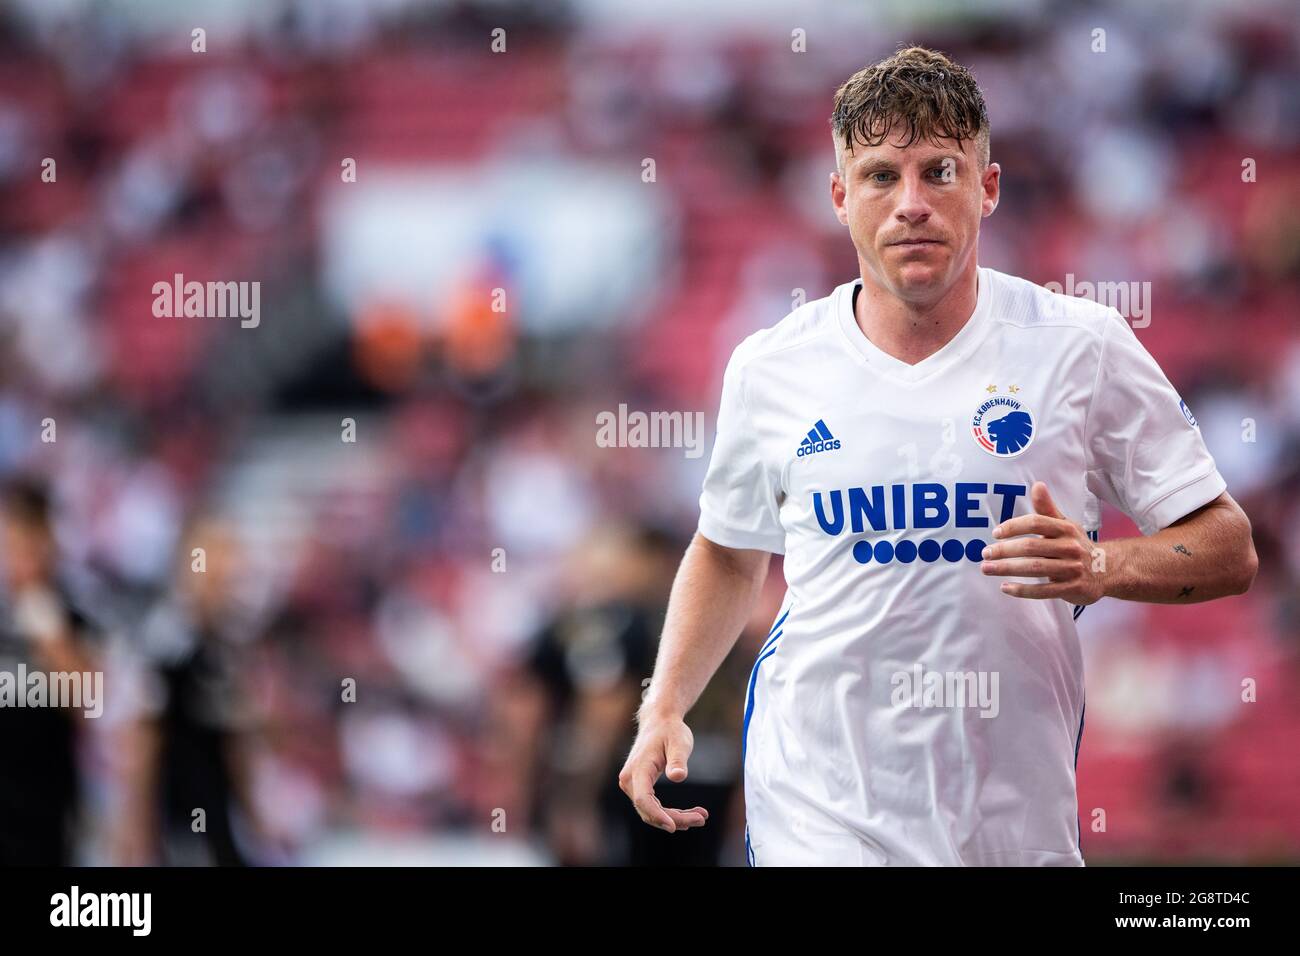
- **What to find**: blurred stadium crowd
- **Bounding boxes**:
[0,0,1297,865]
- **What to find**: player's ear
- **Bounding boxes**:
[981,162,1001,218]
[830,170,849,226]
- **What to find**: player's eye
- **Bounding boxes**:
[928,165,951,180]
[869,171,895,184]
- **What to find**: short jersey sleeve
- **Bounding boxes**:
[697,345,786,554]
[1083,309,1226,536]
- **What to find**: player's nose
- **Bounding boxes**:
[893,174,933,224]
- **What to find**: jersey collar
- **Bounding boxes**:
[835,267,995,386]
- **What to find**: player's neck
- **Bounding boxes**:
[853,264,980,368]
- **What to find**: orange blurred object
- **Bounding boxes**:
[441,277,515,377]
[354,301,424,391]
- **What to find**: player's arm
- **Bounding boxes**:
[618,532,769,832]
[1089,490,1255,603]
[982,482,1257,605]
[113,715,162,865]
[988,309,1258,606]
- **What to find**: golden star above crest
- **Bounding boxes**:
[986,384,997,393]
[1009,384,1020,393]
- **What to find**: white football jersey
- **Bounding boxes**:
[698,265,1226,866]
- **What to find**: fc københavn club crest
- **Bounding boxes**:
[971,395,1035,458]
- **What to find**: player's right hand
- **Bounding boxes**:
[618,714,709,832]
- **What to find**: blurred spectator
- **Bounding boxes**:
[0,477,98,865]
[114,515,263,866]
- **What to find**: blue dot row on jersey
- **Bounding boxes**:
[851,538,987,564]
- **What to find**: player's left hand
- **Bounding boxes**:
[980,481,1105,606]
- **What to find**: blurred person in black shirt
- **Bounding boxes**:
[493,524,752,866]
[0,478,98,866]
[115,515,263,866]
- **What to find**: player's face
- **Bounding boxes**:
[830,129,999,303]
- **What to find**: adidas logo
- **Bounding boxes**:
[797,420,841,457]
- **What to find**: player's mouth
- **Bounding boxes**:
[890,238,943,247]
